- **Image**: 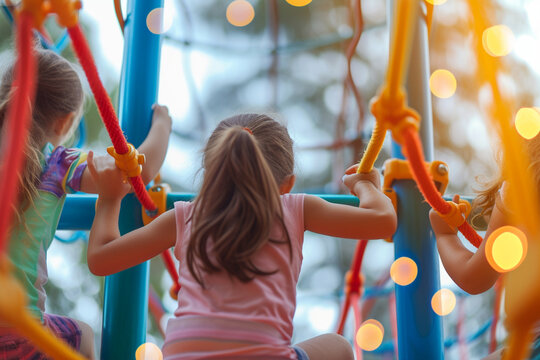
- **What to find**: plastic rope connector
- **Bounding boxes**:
[107,144,145,178]
[142,182,170,225]
[47,0,81,28]
[344,270,364,296]
[438,199,471,229]
[18,0,48,28]
[370,91,420,145]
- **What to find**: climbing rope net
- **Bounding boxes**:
[0,0,539,359]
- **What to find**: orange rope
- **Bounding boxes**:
[113,0,124,33]
[402,126,482,248]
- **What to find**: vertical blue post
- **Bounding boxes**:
[100,0,163,359]
[390,2,443,359]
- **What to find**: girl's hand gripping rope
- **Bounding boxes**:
[87,151,131,202]
[343,165,382,196]
[106,144,146,181]
[429,195,471,235]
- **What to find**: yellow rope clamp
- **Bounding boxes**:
[107,144,146,179]
[18,0,48,28]
[46,0,81,28]
[381,159,449,242]
[370,91,421,146]
[142,182,170,225]
[436,199,471,230]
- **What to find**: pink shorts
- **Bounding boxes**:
[0,313,82,360]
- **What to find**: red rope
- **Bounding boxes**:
[336,291,352,335]
[66,24,157,212]
[148,286,166,338]
[389,293,398,359]
[161,249,180,291]
[457,297,468,360]
[336,239,367,334]
[402,127,483,248]
[351,293,362,360]
[490,278,503,353]
[0,13,36,255]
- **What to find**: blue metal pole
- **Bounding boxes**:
[100,0,163,359]
[390,2,443,359]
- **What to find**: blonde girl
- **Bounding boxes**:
[0,48,171,359]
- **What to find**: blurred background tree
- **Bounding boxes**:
[1,0,539,358]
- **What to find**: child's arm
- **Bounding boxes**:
[304,167,397,240]
[429,195,505,294]
[137,104,173,184]
[86,152,177,276]
[80,104,172,193]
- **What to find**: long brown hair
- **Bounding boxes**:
[187,114,295,286]
[0,48,84,217]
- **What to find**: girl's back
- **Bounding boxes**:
[166,194,305,359]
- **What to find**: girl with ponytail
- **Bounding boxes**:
[88,114,396,360]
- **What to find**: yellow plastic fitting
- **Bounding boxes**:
[18,0,48,28]
[107,144,146,179]
[381,159,449,241]
[370,92,421,145]
[437,199,471,229]
[142,182,170,225]
[47,0,82,28]
[344,270,364,295]
[382,159,449,195]
[169,283,180,301]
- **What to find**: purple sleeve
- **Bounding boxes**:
[40,146,88,197]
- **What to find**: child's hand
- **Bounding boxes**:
[343,165,381,196]
[429,194,460,235]
[87,151,131,201]
[152,104,172,133]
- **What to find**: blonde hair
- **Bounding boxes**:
[0,49,84,217]
[187,114,294,286]
[472,135,540,226]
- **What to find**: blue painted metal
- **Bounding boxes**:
[55,30,70,53]
[1,5,13,23]
[58,194,96,229]
[58,194,360,230]
[389,1,443,359]
[165,193,359,208]
[100,0,163,358]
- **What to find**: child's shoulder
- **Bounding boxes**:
[280,193,305,218]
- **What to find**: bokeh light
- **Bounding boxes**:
[136,343,162,360]
[226,0,255,27]
[146,7,173,35]
[430,69,457,99]
[356,319,384,351]
[390,257,418,286]
[286,0,313,6]
[485,226,528,273]
[515,107,540,140]
[431,289,456,316]
[482,25,515,57]
[425,0,448,4]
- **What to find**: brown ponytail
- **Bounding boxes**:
[187,114,294,286]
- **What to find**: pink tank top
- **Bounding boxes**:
[163,194,305,359]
